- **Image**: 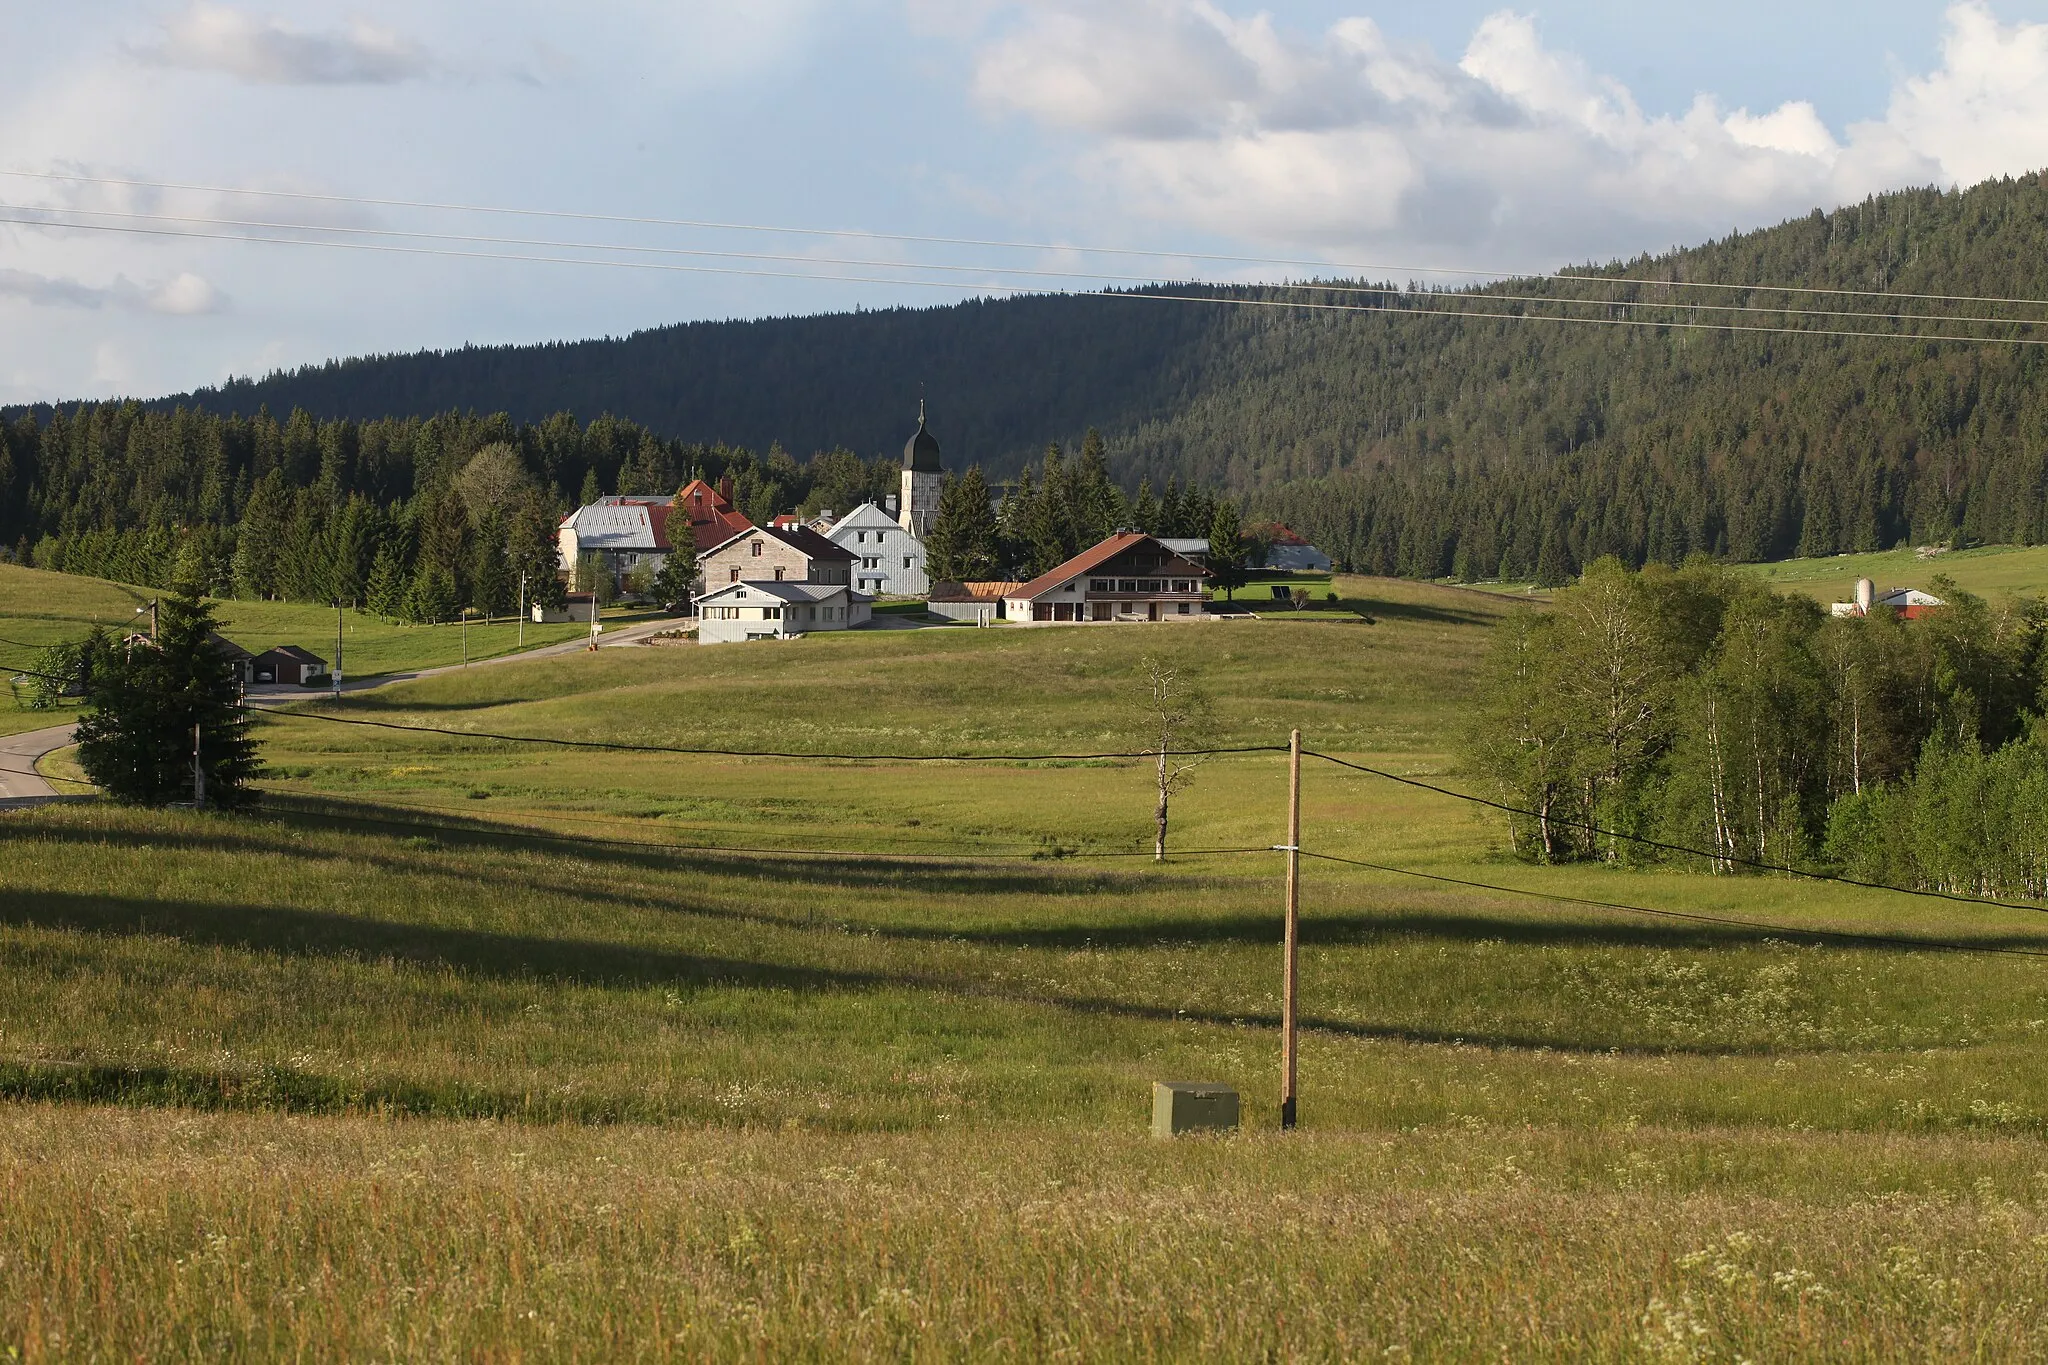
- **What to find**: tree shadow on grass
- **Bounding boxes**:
[0,885,1968,1058]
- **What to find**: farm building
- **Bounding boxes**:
[1258,524,1333,573]
[927,581,1023,624]
[532,592,599,624]
[1830,579,1946,619]
[695,581,871,643]
[250,645,326,686]
[1002,534,1210,624]
[826,502,929,597]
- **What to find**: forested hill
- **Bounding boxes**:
[14,171,2048,580]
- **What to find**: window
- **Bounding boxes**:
[902,557,913,569]
[750,540,763,557]
[1118,580,1136,593]
[1090,579,1110,592]
[765,607,782,620]
[1178,603,1191,615]
[774,566,785,581]
[728,567,740,582]
[1140,580,1161,593]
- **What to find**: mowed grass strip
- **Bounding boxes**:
[3,1107,2045,1362]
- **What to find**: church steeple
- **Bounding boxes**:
[903,400,944,474]
[899,401,946,538]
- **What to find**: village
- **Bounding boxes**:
[549,410,1336,645]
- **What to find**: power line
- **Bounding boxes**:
[1301,749,2048,914]
[1298,849,2048,960]
[7,212,2043,350]
[14,167,2048,311]
[13,202,2046,331]
[245,704,1286,762]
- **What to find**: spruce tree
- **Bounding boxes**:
[364,545,408,619]
[648,547,699,611]
[75,585,261,809]
[470,516,515,620]
[926,467,1000,582]
[1207,500,1249,602]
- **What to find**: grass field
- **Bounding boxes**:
[0,563,600,735]
[1742,544,2048,604]
[3,573,2047,1358]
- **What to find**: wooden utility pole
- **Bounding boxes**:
[518,572,527,648]
[191,722,205,808]
[333,601,343,698]
[1282,727,1302,1130]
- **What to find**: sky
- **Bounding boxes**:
[6,1,2048,404]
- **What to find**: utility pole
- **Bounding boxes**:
[462,609,470,667]
[588,598,599,651]
[1281,728,1302,1130]
[192,722,205,808]
[333,601,343,698]
[518,572,527,648]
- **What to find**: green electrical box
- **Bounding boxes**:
[1152,1081,1240,1138]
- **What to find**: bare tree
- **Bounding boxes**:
[1139,654,1211,861]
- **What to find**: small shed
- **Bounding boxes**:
[251,645,327,686]
[533,593,599,624]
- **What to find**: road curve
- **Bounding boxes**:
[0,722,79,803]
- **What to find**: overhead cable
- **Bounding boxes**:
[12,167,2048,310]
[1301,749,2048,914]
[1297,849,2048,960]
[245,703,1285,762]
[10,202,2044,330]
[4,212,2042,349]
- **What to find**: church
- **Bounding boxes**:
[822,403,945,598]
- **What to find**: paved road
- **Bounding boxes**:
[0,615,695,808]
[0,722,78,802]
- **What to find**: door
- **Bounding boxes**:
[1148,602,1159,621]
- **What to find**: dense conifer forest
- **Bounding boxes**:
[9,173,2048,583]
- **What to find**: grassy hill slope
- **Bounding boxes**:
[5,582,2048,1355]
[0,563,590,734]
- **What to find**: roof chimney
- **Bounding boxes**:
[886,493,899,514]
[717,474,735,505]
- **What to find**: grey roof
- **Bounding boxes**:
[696,580,852,604]
[903,402,943,474]
[1159,538,1210,556]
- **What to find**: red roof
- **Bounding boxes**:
[673,479,753,554]
[1009,533,1209,600]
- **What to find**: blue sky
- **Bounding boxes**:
[5,1,2048,404]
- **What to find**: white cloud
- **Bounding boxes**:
[972,1,2048,267]
[131,4,433,85]
[0,267,226,315]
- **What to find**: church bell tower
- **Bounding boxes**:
[900,401,945,540]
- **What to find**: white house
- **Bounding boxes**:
[695,580,872,644]
[826,501,929,596]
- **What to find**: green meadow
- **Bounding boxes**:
[4,571,2048,1358]
[1743,543,2048,604]
[0,562,595,735]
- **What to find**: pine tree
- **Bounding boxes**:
[508,490,567,612]
[997,467,1036,577]
[406,564,458,624]
[648,547,699,611]
[75,585,261,809]
[926,466,1001,582]
[579,467,602,506]
[365,545,407,619]
[1207,501,1248,602]
[470,515,515,620]
[1132,479,1160,535]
